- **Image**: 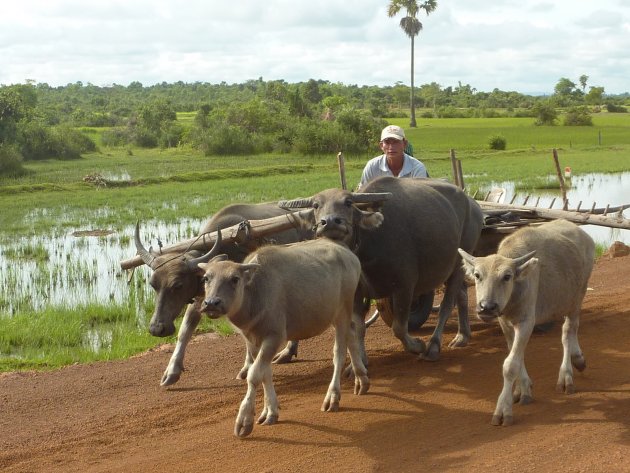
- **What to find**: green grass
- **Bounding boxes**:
[0,302,231,371]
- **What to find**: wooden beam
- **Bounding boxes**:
[120,209,315,270]
[479,201,630,230]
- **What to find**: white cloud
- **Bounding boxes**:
[0,0,628,94]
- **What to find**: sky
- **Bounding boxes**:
[1,0,629,95]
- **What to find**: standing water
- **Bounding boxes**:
[0,173,628,318]
[492,171,630,246]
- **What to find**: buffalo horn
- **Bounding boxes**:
[134,221,157,269]
[278,197,313,209]
[349,192,393,203]
[185,228,224,270]
[513,250,537,266]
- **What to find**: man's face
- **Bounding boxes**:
[379,138,406,160]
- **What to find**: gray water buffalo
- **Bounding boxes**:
[197,237,370,438]
[134,203,313,386]
[458,219,595,426]
[279,176,484,361]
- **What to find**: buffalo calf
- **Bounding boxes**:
[198,238,370,438]
[459,219,594,426]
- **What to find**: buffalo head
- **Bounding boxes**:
[459,248,538,322]
[278,189,391,245]
[135,222,223,336]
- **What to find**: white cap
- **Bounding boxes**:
[380,125,405,141]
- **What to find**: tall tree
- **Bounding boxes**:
[387,0,438,128]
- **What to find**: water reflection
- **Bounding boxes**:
[491,171,630,246]
[0,218,204,316]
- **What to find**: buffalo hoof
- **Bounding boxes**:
[448,333,469,348]
[235,420,254,438]
[321,393,341,412]
[354,375,370,395]
[492,414,513,426]
[160,371,181,387]
[258,412,278,426]
[420,341,441,362]
[556,382,575,395]
[272,343,298,364]
[519,394,533,405]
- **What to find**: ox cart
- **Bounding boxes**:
[120,195,630,271]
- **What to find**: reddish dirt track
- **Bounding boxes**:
[1,256,629,473]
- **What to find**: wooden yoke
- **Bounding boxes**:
[120,209,314,270]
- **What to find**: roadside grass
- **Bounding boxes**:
[0,302,232,371]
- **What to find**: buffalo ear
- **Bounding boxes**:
[357,210,384,230]
[458,248,476,277]
[196,262,209,276]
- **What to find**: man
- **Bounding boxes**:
[358,125,433,331]
[358,125,428,190]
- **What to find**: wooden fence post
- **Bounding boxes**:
[552,148,567,206]
[337,152,347,190]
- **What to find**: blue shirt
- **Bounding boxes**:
[358,153,428,190]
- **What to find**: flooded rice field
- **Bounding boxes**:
[0,172,628,318]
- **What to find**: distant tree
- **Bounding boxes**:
[579,74,589,93]
[387,0,438,128]
[554,77,577,96]
[585,86,605,105]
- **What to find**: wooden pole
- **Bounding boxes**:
[337,152,347,190]
[450,149,461,188]
[120,209,315,270]
[456,158,465,190]
[552,148,567,204]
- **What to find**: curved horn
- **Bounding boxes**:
[513,250,536,266]
[349,192,393,203]
[134,221,157,269]
[278,197,314,209]
[186,227,223,270]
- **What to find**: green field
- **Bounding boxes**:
[1,114,629,372]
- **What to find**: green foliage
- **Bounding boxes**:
[0,144,25,176]
[488,134,507,150]
[17,123,95,160]
[605,103,627,113]
[532,101,558,126]
[563,106,593,126]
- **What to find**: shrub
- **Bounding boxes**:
[0,144,25,176]
[605,103,627,113]
[101,127,132,147]
[198,124,256,155]
[488,134,507,150]
[563,106,593,126]
[532,101,558,125]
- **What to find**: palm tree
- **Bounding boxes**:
[387,0,438,128]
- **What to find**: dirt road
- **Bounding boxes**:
[1,256,629,473]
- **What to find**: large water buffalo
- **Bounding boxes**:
[134,203,313,386]
[279,176,484,361]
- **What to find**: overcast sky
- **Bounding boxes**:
[2,0,629,95]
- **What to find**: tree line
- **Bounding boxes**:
[1,77,628,176]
